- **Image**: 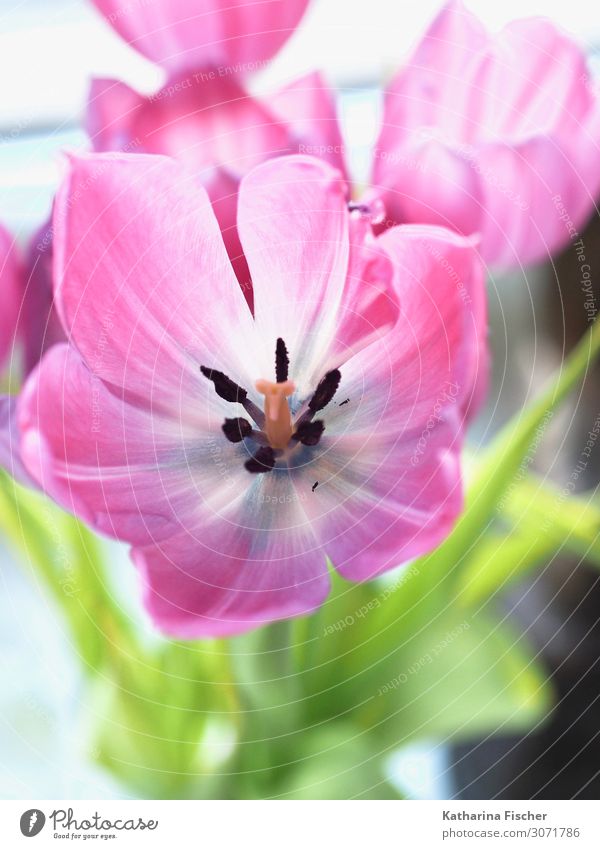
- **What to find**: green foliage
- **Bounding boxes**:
[293,568,552,748]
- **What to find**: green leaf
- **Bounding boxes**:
[275,726,402,799]
[460,476,600,605]
[0,470,133,670]
[294,569,553,747]
[363,606,553,745]
[459,532,557,606]
[91,640,236,799]
[501,474,600,568]
[427,318,600,586]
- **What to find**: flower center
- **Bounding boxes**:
[200,338,341,475]
[255,378,295,450]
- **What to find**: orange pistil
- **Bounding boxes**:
[255,378,295,450]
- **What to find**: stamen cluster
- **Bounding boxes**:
[201,338,341,474]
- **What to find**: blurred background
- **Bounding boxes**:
[1,0,600,799]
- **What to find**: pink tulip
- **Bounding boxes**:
[372,1,600,269]
[0,222,21,372]
[0,395,34,487]
[0,224,39,485]
[0,219,65,382]
[87,0,323,292]
[0,224,21,481]
[86,70,346,294]
[20,220,65,374]
[18,153,485,636]
[90,0,310,76]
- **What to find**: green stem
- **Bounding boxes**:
[502,475,600,567]
[470,318,600,534]
[264,619,295,679]
[447,319,600,603]
[426,319,600,582]
[0,470,135,669]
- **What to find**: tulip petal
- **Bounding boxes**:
[53,153,259,415]
[85,78,145,152]
[306,414,463,582]
[132,480,331,637]
[320,213,400,372]
[378,0,488,137]
[88,74,292,174]
[378,224,487,420]
[477,138,598,268]
[473,17,594,140]
[297,225,485,580]
[86,77,295,298]
[0,223,21,370]
[90,0,310,76]
[237,155,350,394]
[374,135,484,238]
[270,71,348,177]
[20,220,65,374]
[19,344,253,544]
[0,395,34,487]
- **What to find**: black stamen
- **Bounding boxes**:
[339,398,350,406]
[348,202,370,214]
[245,446,276,474]
[242,398,265,429]
[308,369,341,413]
[200,366,247,403]
[293,419,325,446]
[275,337,289,383]
[312,481,319,492]
[222,417,253,443]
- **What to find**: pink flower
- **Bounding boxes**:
[87,71,346,293]
[20,220,65,374]
[0,223,24,482]
[19,153,485,637]
[87,0,324,292]
[0,223,40,485]
[0,218,65,383]
[371,1,600,269]
[90,0,310,76]
[0,222,21,373]
[0,395,34,487]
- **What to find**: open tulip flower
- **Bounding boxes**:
[18,153,485,637]
[372,1,600,269]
